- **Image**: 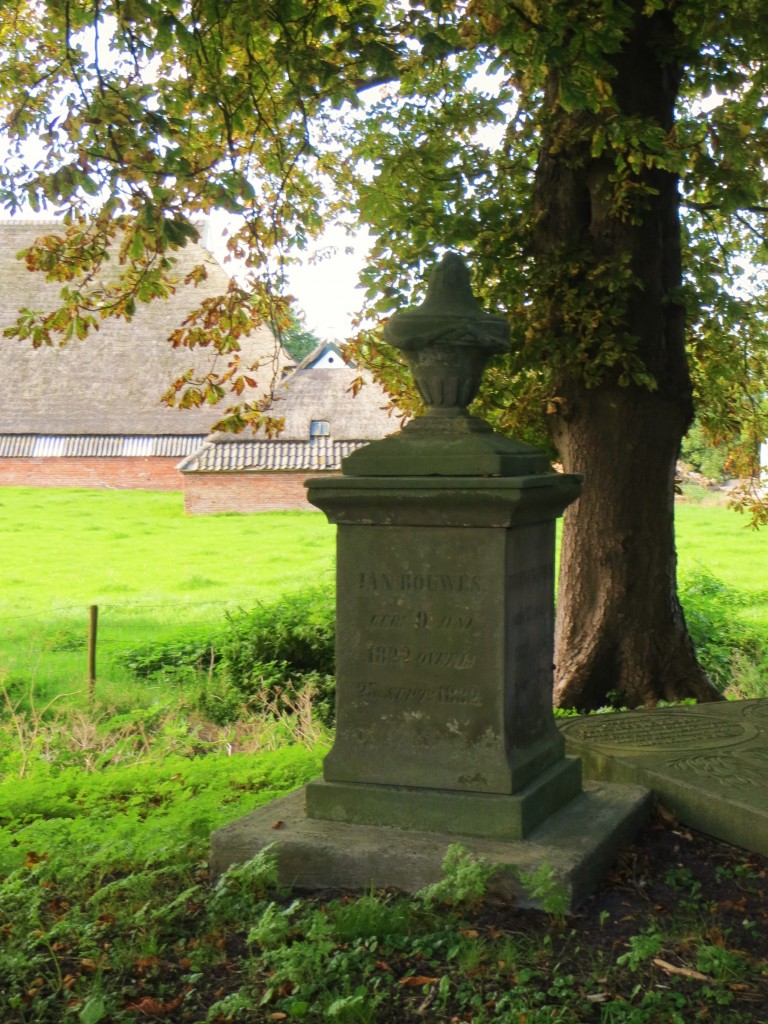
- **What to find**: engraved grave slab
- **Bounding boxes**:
[559,699,768,855]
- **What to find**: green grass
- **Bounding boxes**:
[2,487,767,706]
[0,487,335,704]
[675,503,768,632]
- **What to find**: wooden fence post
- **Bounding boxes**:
[88,605,98,700]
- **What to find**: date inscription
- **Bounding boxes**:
[366,644,477,670]
[356,680,482,706]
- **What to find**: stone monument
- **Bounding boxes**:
[211,253,651,908]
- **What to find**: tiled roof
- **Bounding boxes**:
[177,438,368,473]
[0,435,206,458]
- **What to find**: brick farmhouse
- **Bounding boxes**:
[0,218,290,493]
[0,220,398,510]
[178,342,399,513]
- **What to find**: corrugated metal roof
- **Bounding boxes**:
[0,435,207,458]
[178,438,368,473]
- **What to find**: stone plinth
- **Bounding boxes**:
[304,473,581,840]
[209,782,652,912]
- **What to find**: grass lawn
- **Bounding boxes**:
[675,500,768,630]
[0,487,335,703]
[1,486,767,703]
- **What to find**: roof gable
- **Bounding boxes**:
[250,364,397,441]
[295,341,353,371]
[0,219,290,436]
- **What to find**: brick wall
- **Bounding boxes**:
[0,460,337,510]
[183,471,339,514]
[0,457,184,490]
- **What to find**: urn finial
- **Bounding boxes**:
[383,252,509,417]
[342,251,550,476]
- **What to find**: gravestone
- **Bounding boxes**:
[211,253,651,908]
[559,698,768,856]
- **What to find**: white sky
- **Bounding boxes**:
[200,212,371,343]
[283,230,372,343]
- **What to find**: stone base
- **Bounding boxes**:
[210,780,652,911]
[305,757,583,841]
[558,698,768,856]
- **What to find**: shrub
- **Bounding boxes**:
[220,585,335,682]
[114,588,337,726]
[680,420,731,482]
[115,630,219,680]
[217,586,336,723]
[679,569,767,688]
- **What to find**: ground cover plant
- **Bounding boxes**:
[3,729,768,1024]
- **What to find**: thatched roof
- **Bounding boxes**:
[0,219,288,436]
[264,363,397,441]
[179,344,401,473]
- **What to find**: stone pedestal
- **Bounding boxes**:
[304,474,582,840]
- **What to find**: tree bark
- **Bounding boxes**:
[551,385,718,708]
[531,1,722,708]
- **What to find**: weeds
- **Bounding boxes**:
[416,844,496,911]
[517,863,571,925]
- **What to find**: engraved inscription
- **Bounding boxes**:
[345,543,495,720]
[666,747,768,789]
[365,645,476,669]
[507,566,551,587]
[356,680,482,706]
[563,714,756,751]
[359,571,487,593]
[416,650,476,669]
[368,611,475,630]
[367,644,411,665]
[369,613,406,628]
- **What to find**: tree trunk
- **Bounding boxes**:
[551,385,719,708]
[531,1,722,708]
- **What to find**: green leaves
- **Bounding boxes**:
[0,0,765,510]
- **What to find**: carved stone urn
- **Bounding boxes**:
[343,251,550,477]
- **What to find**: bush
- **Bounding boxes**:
[115,630,219,680]
[217,586,336,723]
[679,569,767,688]
[680,421,731,482]
[114,589,337,726]
[220,586,335,682]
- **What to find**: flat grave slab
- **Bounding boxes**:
[558,698,768,855]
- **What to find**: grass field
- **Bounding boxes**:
[0,487,335,704]
[1,486,767,705]
[675,500,768,629]
[2,488,768,1024]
